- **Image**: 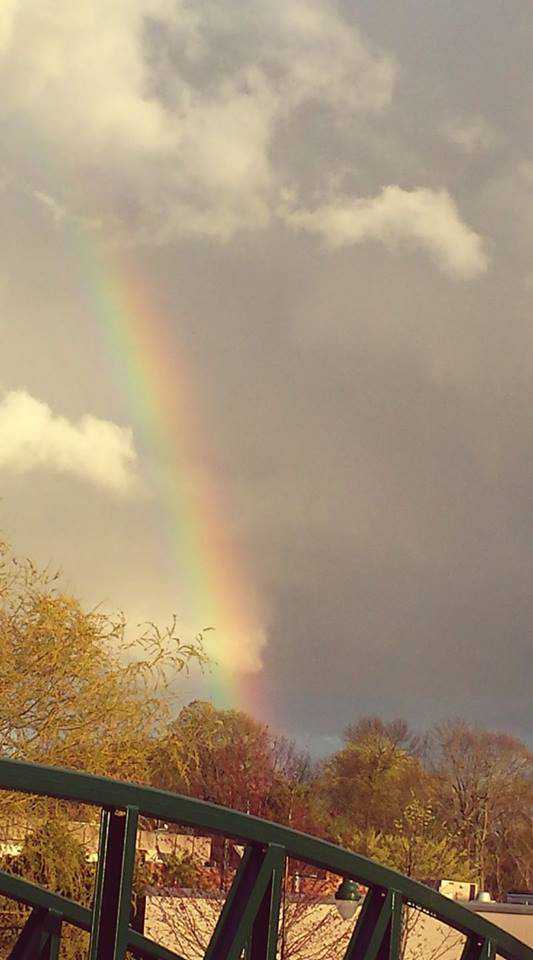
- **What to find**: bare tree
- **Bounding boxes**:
[144,876,354,960]
[430,719,532,895]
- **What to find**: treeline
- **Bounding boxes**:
[0,538,531,905]
[150,701,532,899]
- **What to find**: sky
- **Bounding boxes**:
[1,1,532,750]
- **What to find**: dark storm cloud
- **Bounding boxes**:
[139,219,533,741]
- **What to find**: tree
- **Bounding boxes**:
[317,717,426,853]
[150,701,283,889]
[487,777,532,897]
[359,798,472,884]
[145,877,355,960]
[150,700,276,816]
[343,717,421,756]
[149,703,331,895]
[150,702,327,838]
[0,538,206,785]
[0,817,94,959]
[0,536,207,954]
[430,719,532,896]
[266,735,325,837]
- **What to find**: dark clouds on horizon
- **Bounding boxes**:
[0,0,532,746]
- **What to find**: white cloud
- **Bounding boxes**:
[281,185,488,279]
[0,0,395,241]
[0,391,138,494]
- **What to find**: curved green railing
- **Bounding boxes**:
[0,759,530,960]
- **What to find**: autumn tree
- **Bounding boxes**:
[150,700,276,816]
[361,798,472,884]
[0,538,206,785]
[264,735,326,838]
[150,702,326,836]
[343,717,421,756]
[317,717,426,852]
[0,819,94,959]
[486,776,532,898]
[430,719,532,897]
[0,536,209,955]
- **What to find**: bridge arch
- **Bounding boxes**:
[0,759,530,960]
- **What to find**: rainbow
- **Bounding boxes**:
[76,240,267,714]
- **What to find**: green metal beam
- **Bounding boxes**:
[205,845,285,960]
[6,906,62,960]
[40,910,62,960]
[89,806,139,960]
[345,888,403,960]
[461,936,497,960]
[0,870,183,960]
[385,892,402,960]
[7,907,49,960]
[205,846,257,960]
[248,845,284,960]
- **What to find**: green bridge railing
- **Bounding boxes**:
[0,759,530,960]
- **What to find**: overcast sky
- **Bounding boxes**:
[1,1,532,749]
